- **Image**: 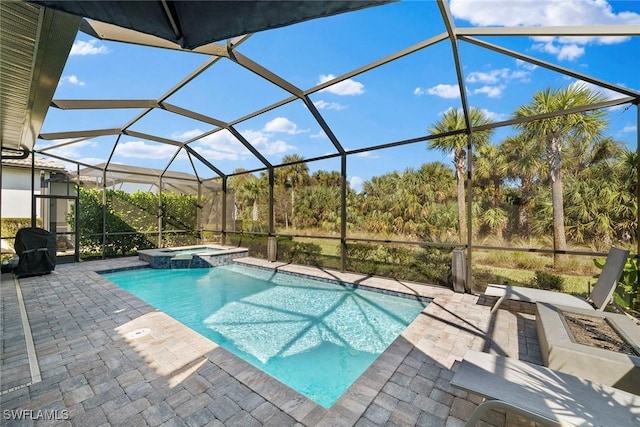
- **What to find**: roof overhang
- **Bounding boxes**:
[0,1,80,156]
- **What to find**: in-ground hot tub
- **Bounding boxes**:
[138,244,248,268]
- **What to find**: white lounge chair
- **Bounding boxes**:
[484,246,629,314]
[451,350,640,427]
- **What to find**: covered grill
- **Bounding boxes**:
[14,227,56,278]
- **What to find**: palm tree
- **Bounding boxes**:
[474,143,508,209]
[501,134,545,236]
[428,107,494,242]
[311,170,341,187]
[514,84,607,265]
[276,154,309,229]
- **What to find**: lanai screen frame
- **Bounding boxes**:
[28,0,640,289]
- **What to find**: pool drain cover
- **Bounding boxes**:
[125,328,151,339]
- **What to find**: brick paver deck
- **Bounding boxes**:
[1,257,542,426]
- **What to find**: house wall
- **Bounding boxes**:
[1,167,75,216]
[1,167,43,218]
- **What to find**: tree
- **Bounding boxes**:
[428,107,494,242]
[275,154,309,229]
[514,84,607,265]
[473,143,510,240]
[311,170,341,187]
[501,133,545,236]
[228,170,267,231]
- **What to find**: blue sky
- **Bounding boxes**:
[39,0,640,192]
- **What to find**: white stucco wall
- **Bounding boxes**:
[1,168,42,218]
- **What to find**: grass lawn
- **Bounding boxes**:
[294,237,339,256]
[478,265,593,297]
[293,236,598,297]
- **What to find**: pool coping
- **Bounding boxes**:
[231,258,433,303]
[2,256,539,426]
[138,244,249,269]
[93,257,438,419]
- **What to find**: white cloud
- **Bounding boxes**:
[243,129,296,154]
[318,74,365,96]
[196,131,252,160]
[314,99,347,110]
[114,140,178,159]
[70,39,109,56]
[417,84,461,99]
[61,75,85,86]
[450,0,640,27]
[261,140,295,155]
[622,125,637,133]
[349,176,363,193]
[479,108,509,122]
[466,68,529,84]
[465,66,532,97]
[532,41,585,60]
[76,157,107,166]
[263,117,307,135]
[516,59,539,71]
[172,129,204,141]
[473,85,504,98]
[436,107,508,123]
[37,139,104,169]
[310,130,327,139]
[38,139,97,159]
[355,151,379,159]
[191,127,296,161]
[570,79,627,101]
[450,0,640,60]
[192,131,246,161]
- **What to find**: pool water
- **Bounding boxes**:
[102,264,427,407]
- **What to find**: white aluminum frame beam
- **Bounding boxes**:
[456,24,640,37]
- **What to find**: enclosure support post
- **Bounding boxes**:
[75,164,80,261]
[30,154,36,228]
[221,177,227,245]
[268,168,274,235]
[197,181,203,245]
[466,134,473,293]
[635,99,640,258]
[268,168,276,261]
[158,178,163,248]
[101,170,106,260]
[340,154,347,273]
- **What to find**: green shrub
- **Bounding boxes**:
[74,187,199,257]
[278,241,323,266]
[343,243,452,286]
[1,217,42,239]
[531,270,564,291]
[226,234,270,258]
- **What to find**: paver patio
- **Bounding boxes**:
[1,257,542,426]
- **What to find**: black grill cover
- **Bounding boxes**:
[14,227,56,278]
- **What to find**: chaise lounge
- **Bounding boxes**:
[484,246,629,314]
[451,350,640,426]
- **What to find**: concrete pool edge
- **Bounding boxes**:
[4,256,526,426]
[98,256,448,422]
[102,259,431,409]
[233,257,439,303]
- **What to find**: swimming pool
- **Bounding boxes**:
[102,264,427,407]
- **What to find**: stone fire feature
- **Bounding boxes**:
[536,302,640,395]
